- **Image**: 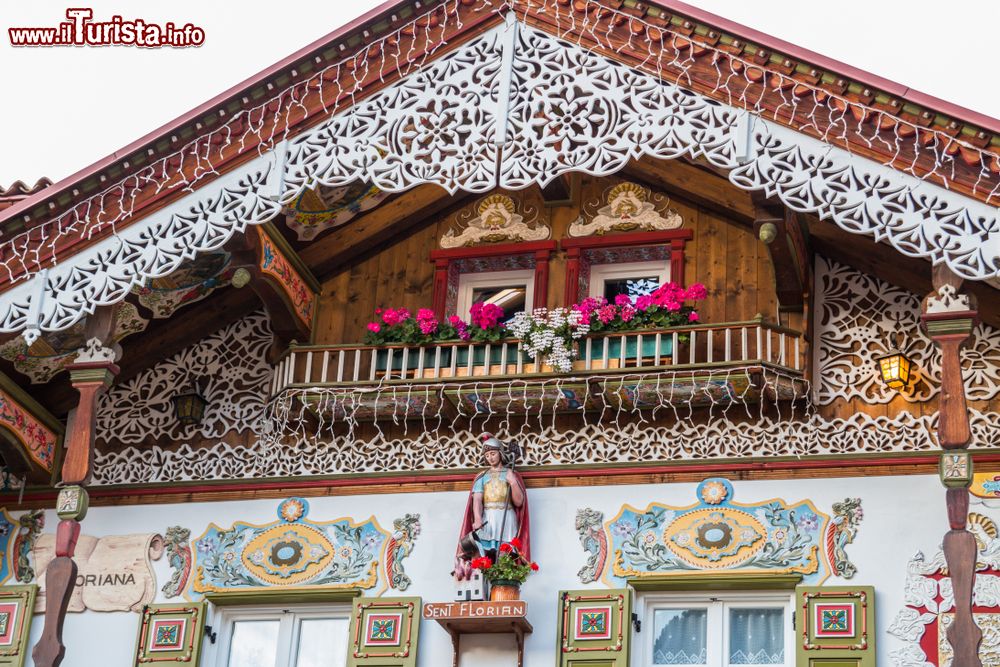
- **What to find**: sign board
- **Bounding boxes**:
[423,600,527,620]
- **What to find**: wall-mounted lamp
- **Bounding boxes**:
[876,350,913,390]
[172,383,208,426]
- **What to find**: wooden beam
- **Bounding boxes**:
[751,193,809,312]
[624,158,755,224]
[300,184,460,278]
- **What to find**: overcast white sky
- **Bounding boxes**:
[1,0,997,186]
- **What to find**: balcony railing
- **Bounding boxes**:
[271,319,804,394]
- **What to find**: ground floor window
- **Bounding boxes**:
[209,603,350,667]
[640,592,793,667]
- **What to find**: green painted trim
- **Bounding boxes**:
[0,371,63,435]
[0,584,37,667]
[627,573,802,591]
[260,221,321,294]
[204,587,362,606]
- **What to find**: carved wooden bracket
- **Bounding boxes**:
[752,195,810,313]
[226,223,320,351]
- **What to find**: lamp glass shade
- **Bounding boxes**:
[173,392,207,426]
[877,351,912,389]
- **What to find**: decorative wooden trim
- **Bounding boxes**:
[560,229,693,304]
[428,241,557,317]
[800,589,868,651]
[204,588,361,606]
[13,451,1000,508]
[627,572,802,591]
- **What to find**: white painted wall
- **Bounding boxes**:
[16,473,959,666]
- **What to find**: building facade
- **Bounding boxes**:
[0,2,998,666]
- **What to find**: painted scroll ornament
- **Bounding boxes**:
[161,526,192,599]
[578,478,862,586]
[440,194,549,248]
[192,498,418,597]
[568,182,682,237]
[32,532,165,612]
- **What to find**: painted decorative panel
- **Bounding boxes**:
[814,256,1000,404]
[580,479,861,586]
[132,602,205,665]
[557,589,631,667]
[440,194,548,248]
[348,597,420,667]
[191,498,418,597]
[0,585,37,667]
[569,181,681,237]
[797,586,875,667]
[287,183,389,241]
[258,229,316,326]
[134,252,234,319]
[0,386,58,473]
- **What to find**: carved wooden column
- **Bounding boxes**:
[563,247,581,306]
[432,259,450,319]
[33,339,117,667]
[921,269,982,667]
[533,249,550,310]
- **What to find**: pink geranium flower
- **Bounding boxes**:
[367,322,381,333]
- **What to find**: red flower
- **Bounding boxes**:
[509,537,523,550]
[471,556,493,570]
[530,562,539,571]
[499,543,512,553]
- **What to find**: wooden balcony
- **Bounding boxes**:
[270,320,806,419]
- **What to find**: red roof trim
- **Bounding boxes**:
[654,0,1000,133]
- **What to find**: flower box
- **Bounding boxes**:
[374,347,452,373]
[602,334,674,361]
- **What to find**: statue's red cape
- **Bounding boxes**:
[456,468,531,561]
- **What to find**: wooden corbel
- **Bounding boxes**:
[62,305,121,486]
[225,223,321,356]
[920,265,982,667]
[752,195,810,313]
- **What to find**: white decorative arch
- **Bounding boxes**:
[3,20,999,339]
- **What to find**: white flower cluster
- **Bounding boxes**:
[508,307,590,372]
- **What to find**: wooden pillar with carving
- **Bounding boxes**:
[32,339,118,667]
[921,268,982,666]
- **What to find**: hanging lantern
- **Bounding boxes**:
[876,350,912,390]
[172,387,207,426]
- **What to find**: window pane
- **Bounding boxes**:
[471,285,526,318]
[296,618,349,667]
[228,620,280,667]
[603,276,660,302]
[652,608,707,665]
[729,608,784,665]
